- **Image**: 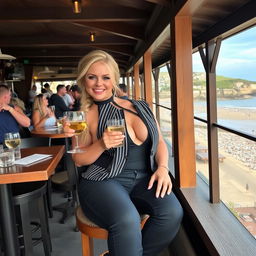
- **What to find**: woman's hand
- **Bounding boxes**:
[63,119,75,137]
[148,167,172,198]
[102,129,125,149]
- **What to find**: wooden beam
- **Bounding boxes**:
[73,22,144,40]
[133,63,140,100]
[171,15,196,188]
[143,49,153,109]
[0,7,148,23]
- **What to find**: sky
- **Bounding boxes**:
[192,26,256,81]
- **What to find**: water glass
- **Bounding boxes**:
[107,119,125,147]
[0,148,15,167]
[14,146,21,159]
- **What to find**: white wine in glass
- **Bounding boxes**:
[4,132,21,149]
[65,111,87,153]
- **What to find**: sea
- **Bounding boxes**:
[194,97,256,136]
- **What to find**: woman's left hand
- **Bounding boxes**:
[147,167,172,198]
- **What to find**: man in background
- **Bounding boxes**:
[0,84,30,143]
[117,83,129,99]
[70,85,82,111]
[49,84,70,118]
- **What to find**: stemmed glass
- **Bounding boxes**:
[4,132,21,150]
[4,132,21,159]
[64,111,87,153]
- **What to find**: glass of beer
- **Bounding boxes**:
[107,119,125,147]
[65,111,87,153]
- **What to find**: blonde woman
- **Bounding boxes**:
[66,50,183,256]
[32,94,56,129]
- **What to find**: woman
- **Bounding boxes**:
[32,94,56,129]
[68,50,183,256]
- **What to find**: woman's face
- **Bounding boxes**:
[84,61,114,101]
[42,96,48,106]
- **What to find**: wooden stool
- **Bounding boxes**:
[76,206,149,256]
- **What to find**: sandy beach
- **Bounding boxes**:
[194,105,256,120]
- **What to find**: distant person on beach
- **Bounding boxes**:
[117,83,129,99]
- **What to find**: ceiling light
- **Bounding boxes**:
[0,49,16,60]
[90,32,95,42]
[72,0,81,14]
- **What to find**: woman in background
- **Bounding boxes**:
[32,94,56,129]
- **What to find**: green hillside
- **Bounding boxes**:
[193,72,256,89]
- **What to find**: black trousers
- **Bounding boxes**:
[78,169,183,256]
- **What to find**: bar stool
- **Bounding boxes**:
[75,206,149,256]
[12,181,52,256]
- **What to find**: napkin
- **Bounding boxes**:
[15,154,52,166]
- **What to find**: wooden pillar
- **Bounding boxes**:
[199,38,222,203]
[133,63,140,100]
[143,50,153,109]
[171,15,196,188]
[15,65,33,104]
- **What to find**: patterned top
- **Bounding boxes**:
[81,99,159,181]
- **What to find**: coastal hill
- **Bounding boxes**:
[159,72,256,99]
[193,72,256,99]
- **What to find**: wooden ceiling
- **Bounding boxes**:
[0,0,255,76]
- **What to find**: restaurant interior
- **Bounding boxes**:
[0,0,256,256]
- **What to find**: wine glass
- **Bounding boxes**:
[4,132,21,149]
[65,111,87,153]
[4,132,21,159]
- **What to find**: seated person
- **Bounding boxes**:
[0,84,30,143]
[32,94,56,129]
[48,84,70,118]
[117,83,129,99]
[65,50,183,256]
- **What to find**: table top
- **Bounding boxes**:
[0,145,65,184]
[31,126,70,139]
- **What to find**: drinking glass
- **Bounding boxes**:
[65,111,87,153]
[107,119,125,147]
[4,132,21,149]
[0,148,15,167]
[4,132,21,159]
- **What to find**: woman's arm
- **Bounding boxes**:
[32,110,48,129]
[7,105,30,127]
[147,121,172,198]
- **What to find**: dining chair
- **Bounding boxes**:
[76,206,149,256]
[11,137,52,255]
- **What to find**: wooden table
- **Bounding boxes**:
[0,145,65,256]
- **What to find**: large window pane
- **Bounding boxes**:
[218,130,256,238]
[216,26,256,136]
[159,65,171,108]
[193,52,207,118]
[194,121,209,182]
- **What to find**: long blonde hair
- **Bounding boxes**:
[77,50,120,112]
[33,94,46,117]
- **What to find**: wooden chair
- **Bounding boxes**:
[76,206,149,256]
